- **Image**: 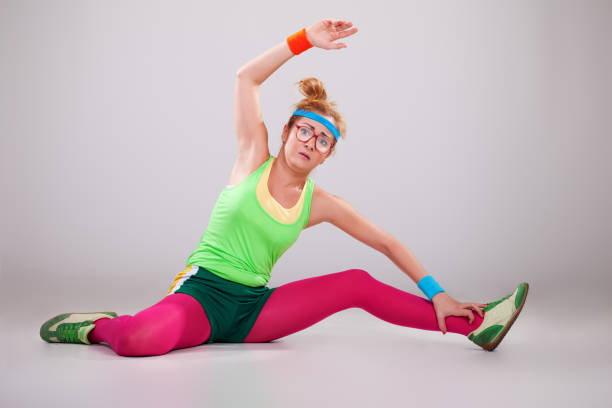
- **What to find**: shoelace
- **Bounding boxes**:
[56,321,93,343]
[484,292,513,311]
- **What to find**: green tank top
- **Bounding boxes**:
[185,155,314,287]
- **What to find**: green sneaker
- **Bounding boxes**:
[467,282,529,351]
[40,312,118,345]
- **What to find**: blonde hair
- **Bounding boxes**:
[285,77,346,157]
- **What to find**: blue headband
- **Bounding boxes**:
[292,109,341,142]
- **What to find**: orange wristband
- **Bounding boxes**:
[287,27,313,55]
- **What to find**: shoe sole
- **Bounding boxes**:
[481,283,529,351]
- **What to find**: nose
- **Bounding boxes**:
[303,138,315,151]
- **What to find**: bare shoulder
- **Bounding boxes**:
[304,183,337,229]
[228,145,271,186]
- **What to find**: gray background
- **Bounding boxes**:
[1,0,610,407]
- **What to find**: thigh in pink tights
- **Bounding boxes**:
[244,269,484,343]
[89,293,211,356]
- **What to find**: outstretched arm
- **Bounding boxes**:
[312,187,485,332]
[314,188,427,285]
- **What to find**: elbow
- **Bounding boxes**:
[236,69,260,86]
[235,65,250,79]
[236,66,252,79]
[382,235,398,256]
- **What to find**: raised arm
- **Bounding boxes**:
[229,20,357,185]
[234,41,296,162]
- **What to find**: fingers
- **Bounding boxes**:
[322,20,357,50]
[465,309,475,324]
[336,27,358,38]
[463,302,486,317]
[437,315,447,335]
[328,20,357,34]
[332,20,353,28]
[469,303,484,318]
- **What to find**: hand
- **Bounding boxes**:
[305,19,358,50]
[431,292,487,334]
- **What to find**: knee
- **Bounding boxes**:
[113,332,139,357]
[339,269,374,304]
[112,321,175,357]
[111,333,131,356]
[344,268,373,281]
[346,269,372,279]
[113,331,172,357]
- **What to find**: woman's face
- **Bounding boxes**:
[281,115,337,172]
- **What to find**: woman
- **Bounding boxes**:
[40,19,528,356]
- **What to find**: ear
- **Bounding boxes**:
[282,124,289,142]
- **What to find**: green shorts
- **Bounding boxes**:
[167,265,276,343]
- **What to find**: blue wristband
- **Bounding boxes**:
[418,275,445,301]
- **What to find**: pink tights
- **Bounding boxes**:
[89,269,484,356]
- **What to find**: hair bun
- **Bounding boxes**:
[289,76,346,147]
[297,77,327,102]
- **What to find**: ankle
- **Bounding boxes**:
[88,317,112,344]
[446,312,485,336]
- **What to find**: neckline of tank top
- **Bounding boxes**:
[226,164,308,210]
[265,157,308,211]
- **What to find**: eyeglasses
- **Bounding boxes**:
[294,124,336,154]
